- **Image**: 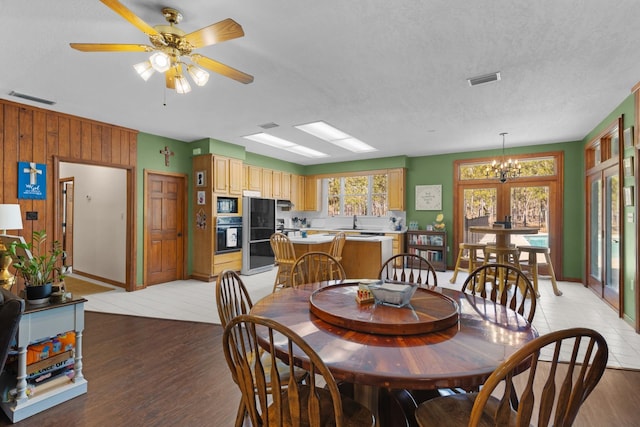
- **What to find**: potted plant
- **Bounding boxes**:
[9,230,65,302]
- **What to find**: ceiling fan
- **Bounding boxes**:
[70,0,254,93]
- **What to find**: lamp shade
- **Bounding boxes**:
[133,60,155,81]
[0,204,23,233]
[149,51,171,73]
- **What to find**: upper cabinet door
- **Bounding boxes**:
[387,168,406,211]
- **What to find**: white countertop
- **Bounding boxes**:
[288,233,393,244]
[305,227,407,234]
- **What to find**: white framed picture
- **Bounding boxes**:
[415,185,442,210]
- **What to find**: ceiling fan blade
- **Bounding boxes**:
[100,0,160,37]
[191,54,254,84]
[184,18,245,49]
[70,43,152,52]
[165,65,178,89]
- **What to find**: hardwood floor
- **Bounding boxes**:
[1,312,638,426]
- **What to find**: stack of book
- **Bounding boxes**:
[3,332,76,401]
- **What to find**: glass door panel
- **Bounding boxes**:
[460,186,498,244]
[588,175,602,286]
[604,168,620,308]
[509,185,550,244]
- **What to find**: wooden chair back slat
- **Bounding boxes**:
[378,253,438,288]
[290,251,346,287]
[462,263,536,324]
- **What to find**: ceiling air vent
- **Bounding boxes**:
[8,91,56,105]
[259,122,279,129]
[467,72,501,87]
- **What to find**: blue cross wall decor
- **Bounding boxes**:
[18,161,46,200]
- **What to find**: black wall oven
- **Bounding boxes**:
[216,216,242,254]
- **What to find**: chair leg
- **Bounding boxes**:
[449,248,465,283]
[528,251,540,297]
[235,399,247,427]
[544,252,563,296]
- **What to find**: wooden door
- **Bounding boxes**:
[144,172,187,286]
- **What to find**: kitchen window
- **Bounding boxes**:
[327,173,388,216]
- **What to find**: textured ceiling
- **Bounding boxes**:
[3,1,640,165]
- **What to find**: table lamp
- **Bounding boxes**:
[0,204,24,290]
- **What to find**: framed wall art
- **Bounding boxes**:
[624,127,634,148]
[624,186,634,207]
[415,185,442,210]
[195,170,206,187]
[624,157,634,177]
[197,191,206,205]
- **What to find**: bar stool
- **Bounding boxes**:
[483,245,520,267]
[483,245,520,295]
[449,242,486,283]
[270,232,297,292]
[517,245,563,296]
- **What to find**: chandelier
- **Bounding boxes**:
[486,132,521,183]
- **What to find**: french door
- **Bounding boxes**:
[455,181,559,275]
[586,166,620,310]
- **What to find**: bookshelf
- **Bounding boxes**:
[406,230,447,271]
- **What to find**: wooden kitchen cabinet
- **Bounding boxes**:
[272,170,282,199]
[213,156,243,195]
[387,168,406,211]
[304,176,319,211]
[262,168,273,198]
[245,165,262,192]
[281,172,291,200]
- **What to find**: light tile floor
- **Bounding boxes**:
[80,269,640,370]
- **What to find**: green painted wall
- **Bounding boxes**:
[136,133,194,286]
[244,152,305,175]
[304,156,409,175]
[404,141,584,280]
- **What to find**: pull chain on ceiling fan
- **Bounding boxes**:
[70,0,254,94]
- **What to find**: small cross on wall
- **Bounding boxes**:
[160,146,175,166]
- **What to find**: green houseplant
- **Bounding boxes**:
[9,230,65,301]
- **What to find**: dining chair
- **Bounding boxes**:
[270,232,297,292]
[290,251,346,287]
[223,314,375,427]
[329,231,347,263]
[378,253,438,288]
[461,263,536,323]
[414,327,609,427]
[215,270,307,427]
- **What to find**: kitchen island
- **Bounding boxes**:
[288,234,393,279]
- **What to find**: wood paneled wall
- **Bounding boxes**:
[0,99,138,292]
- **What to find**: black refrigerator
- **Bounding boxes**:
[241,197,276,275]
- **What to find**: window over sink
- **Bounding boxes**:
[327,173,388,216]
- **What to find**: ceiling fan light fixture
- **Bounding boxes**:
[187,64,209,86]
[149,51,171,72]
[133,60,155,81]
[174,74,191,94]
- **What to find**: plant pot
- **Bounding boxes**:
[26,283,53,303]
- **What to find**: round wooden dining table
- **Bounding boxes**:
[250,281,538,426]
